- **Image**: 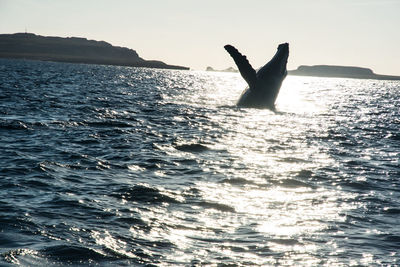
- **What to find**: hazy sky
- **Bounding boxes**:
[1,0,399,75]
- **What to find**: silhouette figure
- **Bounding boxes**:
[224,43,289,109]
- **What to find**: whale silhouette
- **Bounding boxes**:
[224,43,289,109]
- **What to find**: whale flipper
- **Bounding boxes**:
[224,43,289,109]
[224,45,257,88]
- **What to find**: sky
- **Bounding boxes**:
[1,0,399,75]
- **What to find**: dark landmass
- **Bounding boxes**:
[289,65,400,80]
[0,33,189,70]
[206,66,238,72]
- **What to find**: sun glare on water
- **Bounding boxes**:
[1,58,397,266]
[139,72,364,265]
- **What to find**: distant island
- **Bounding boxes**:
[289,65,400,80]
[206,66,238,73]
[0,33,189,70]
[205,64,399,80]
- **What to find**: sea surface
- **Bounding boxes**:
[1,58,399,266]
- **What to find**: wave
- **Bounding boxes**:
[0,119,49,130]
[1,245,129,266]
[0,120,30,130]
[272,178,314,188]
[84,120,133,128]
[194,201,235,212]
[174,143,210,153]
[40,245,112,262]
[219,178,258,185]
[112,184,181,204]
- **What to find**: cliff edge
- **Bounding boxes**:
[0,33,189,70]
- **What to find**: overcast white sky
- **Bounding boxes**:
[1,0,399,75]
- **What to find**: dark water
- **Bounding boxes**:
[1,59,399,266]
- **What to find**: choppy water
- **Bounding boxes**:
[1,58,399,266]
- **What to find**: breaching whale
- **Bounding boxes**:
[224,43,289,109]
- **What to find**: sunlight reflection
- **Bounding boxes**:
[120,71,368,264]
[277,76,329,114]
[195,181,356,264]
[91,230,136,258]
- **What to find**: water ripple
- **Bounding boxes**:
[1,59,399,266]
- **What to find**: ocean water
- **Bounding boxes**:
[0,58,399,266]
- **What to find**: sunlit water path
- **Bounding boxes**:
[1,59,399,266]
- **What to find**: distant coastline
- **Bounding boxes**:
[2,33,398,79]
[0,33,189,70]
[205,64,400,80]
[288,65,400,80]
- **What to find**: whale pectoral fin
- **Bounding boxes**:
[224,45,257,88]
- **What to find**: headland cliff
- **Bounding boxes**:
[0,33,189,70]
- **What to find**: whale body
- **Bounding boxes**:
[224,43,289,109]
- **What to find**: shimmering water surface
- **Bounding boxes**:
[1,59,399,266]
